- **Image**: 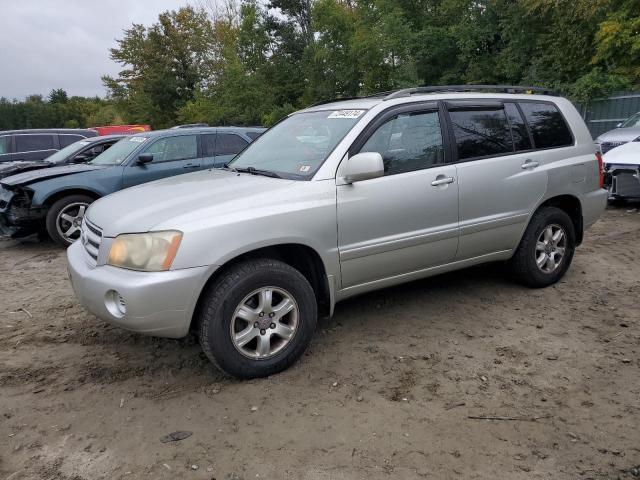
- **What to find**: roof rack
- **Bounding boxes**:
[307,85,556,109]
[384,85,557,100]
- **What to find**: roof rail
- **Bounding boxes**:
[308,90,396,108]
[384,85,557,100]
[308,96,363,108]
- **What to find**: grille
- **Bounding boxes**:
[600,141,626,154]
[81,218,103,263]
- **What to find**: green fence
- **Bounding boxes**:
[580,91,640,138]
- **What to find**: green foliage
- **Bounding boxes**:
[103,6,216,129]
[4,0,639,131]
[262,103,297,126]
[0,91,117,130]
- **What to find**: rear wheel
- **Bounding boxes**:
[509,207,576,288]
[198,258,317,379]
[45,194,94,247]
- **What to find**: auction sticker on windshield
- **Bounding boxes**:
[129,137,147,143]
[328,110,365,119]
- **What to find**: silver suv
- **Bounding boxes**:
[67,86,607,378]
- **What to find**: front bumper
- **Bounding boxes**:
[67,241,213,338]
[0,186,43,237]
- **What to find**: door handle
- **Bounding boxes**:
[431,176,455,186]
[183,163,198,169]
[521,159,540,170]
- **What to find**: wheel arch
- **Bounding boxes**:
[535,194,583,245]
[191,243,332,332]
[41,188,102,207]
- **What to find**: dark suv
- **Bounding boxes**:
[0,129,98,163]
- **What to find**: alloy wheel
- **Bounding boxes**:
[56,202,88,244]
[230,287,299,359]
[535,223,567,274]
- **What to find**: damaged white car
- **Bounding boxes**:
[603,140,640,200]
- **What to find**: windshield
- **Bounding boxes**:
[90,137,146,165]
[44,141,91,165]
[621,112,640,128]
[230,109,366,179]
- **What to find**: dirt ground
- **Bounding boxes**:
[1,207,639,480]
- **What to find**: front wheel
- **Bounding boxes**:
[509,206,576,288]
[45,194,94,247]
[198,258,317,379]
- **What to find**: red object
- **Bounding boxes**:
[596,151,604,188]
[91,125,151,136]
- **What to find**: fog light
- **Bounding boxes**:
[105,290,127,318]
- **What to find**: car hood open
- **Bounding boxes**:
[87,169,298,237]
[603,141,640,166]
[0,164,108,188]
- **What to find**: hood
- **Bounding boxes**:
[0,163,107,188]
[87,169,298,237]
[603,141,640,166]
[596,127,640,143]
[0,160,50,179]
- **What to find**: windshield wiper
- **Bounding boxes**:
[221,163,237,172]
[234,166,282,178]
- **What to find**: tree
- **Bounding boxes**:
[48,89,69,104]
[103,6,216,128]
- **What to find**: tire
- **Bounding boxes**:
[198,258,317,379]
[45,194,94,247]
[509,206,576,288]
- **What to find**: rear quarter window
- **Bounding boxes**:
[519,102,573,149]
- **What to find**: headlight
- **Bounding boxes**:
[107,231,182,271]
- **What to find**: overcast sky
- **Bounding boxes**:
[0,0,191,100]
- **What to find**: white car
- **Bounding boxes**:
[603,141,640,200]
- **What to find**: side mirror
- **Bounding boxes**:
[616,122,623,128]
[341,152,384,183]
[137,153,153,165]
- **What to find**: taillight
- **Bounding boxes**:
[596,151,604,188]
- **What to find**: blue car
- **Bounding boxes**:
[0,126,264,246]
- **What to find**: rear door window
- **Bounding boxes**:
[15,134,55,153]
[448,106,513,160]
[201,134,216,157]
[519,102,573,149]
[59,134,86,147]
[246,131,262,141]
[216,133,248,156]
[504,103,532,151]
